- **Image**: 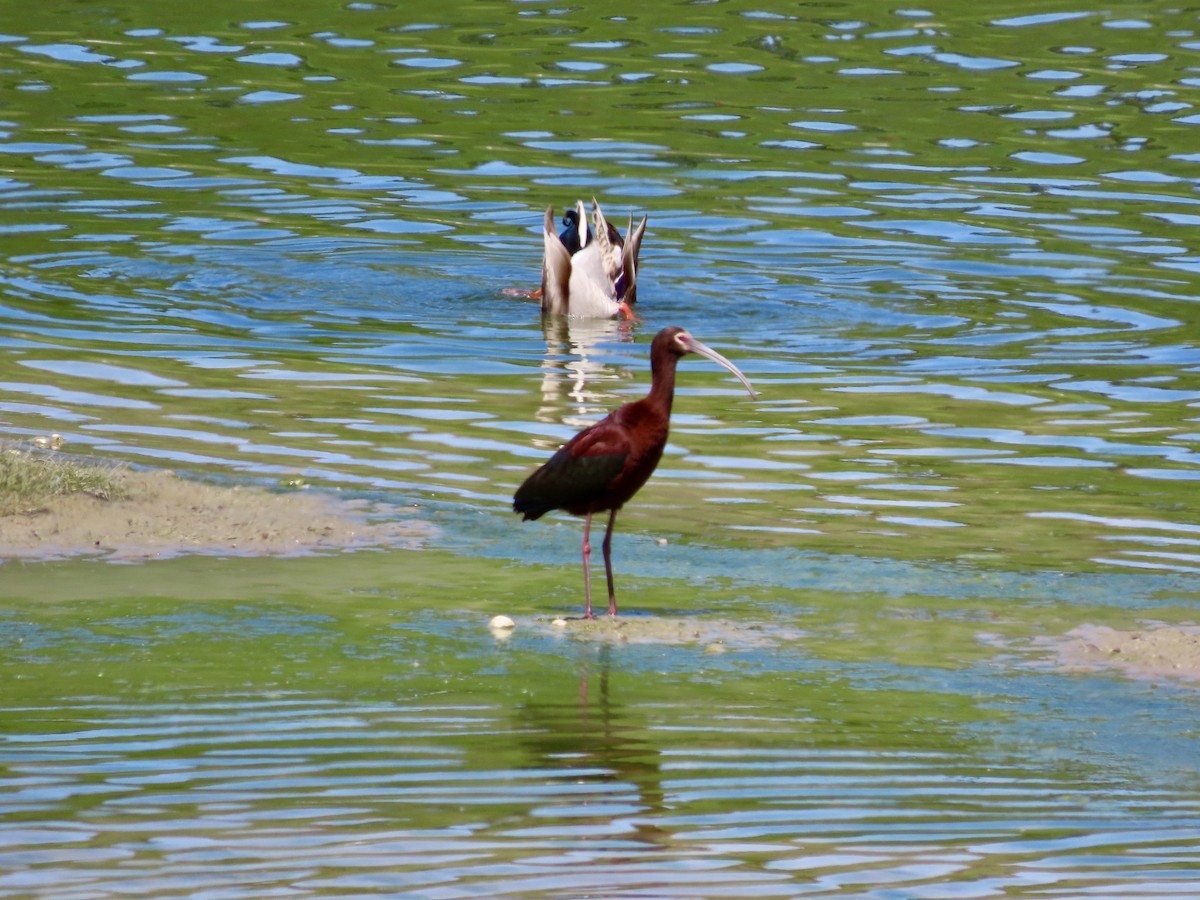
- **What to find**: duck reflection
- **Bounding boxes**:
[535,314,636,434]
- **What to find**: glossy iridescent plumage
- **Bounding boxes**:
[514,326,756,618]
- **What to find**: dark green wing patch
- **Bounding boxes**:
[512,445,628,520]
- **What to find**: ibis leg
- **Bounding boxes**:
[602,509,618,617]
[581,513,595,619]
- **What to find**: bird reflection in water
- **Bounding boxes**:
[507,644,673,851]
[534,315,636,433]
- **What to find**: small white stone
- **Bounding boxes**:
[551,617,568,628]
[656,538,668,546]
[488,615,516,630]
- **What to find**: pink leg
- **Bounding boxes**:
[581,513,594,619]
[602,509,618,617]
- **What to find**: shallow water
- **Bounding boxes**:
[4,554,1200,898]
[2,1,1200,896]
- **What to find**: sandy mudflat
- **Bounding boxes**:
[6,466,1198,688]
[0,467,430,562]
[536,617,1200,685]
[1049,623,1200,684]
[531,613,806,650]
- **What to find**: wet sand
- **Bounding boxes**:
[5,466,1197,687]
[1049,623,1200,685]
[0,467,430,561]
[526,613,806,652]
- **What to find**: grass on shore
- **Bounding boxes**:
[0,440,126,516]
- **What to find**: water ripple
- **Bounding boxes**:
[2,699,1197,899]
[0,6,1198,573]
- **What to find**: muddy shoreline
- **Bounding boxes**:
[3,466,1197,687]
[0,467,430,562]
[1047,623,1200,685]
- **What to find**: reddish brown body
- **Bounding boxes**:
[514,326,756,618]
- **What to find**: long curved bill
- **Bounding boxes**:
[683,335,758,399]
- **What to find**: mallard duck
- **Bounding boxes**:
[556,204,586,256]
[541,198,647,319]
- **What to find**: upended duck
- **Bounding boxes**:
[541,199,647,319]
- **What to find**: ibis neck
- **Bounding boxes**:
[647,352,679,411]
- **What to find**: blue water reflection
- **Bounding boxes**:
[1,10,1198,565]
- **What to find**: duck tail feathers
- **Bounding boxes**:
[541,206,572,314]
[619,215,647,304]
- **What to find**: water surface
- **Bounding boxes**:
[2,1,1200,896]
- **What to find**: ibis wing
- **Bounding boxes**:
[513,423,630,520]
